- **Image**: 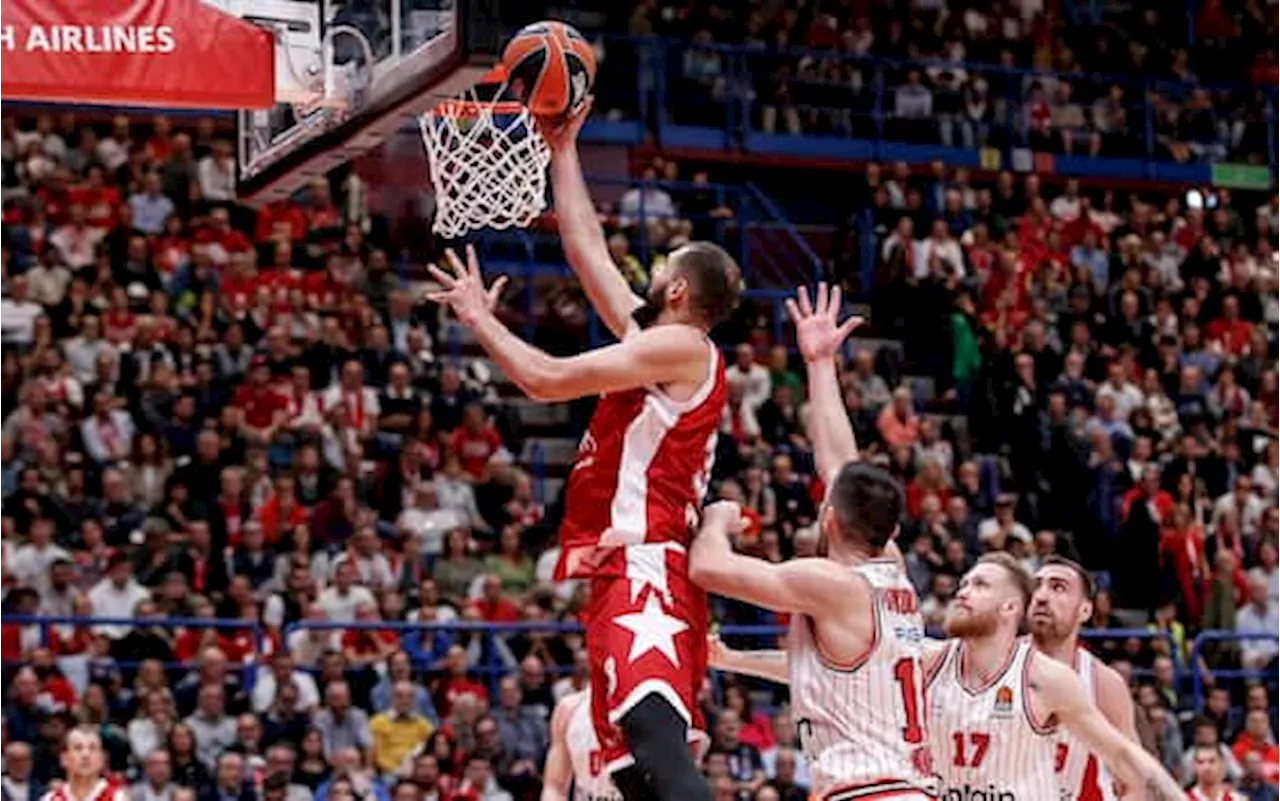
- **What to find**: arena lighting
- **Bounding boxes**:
[0,0,275,109]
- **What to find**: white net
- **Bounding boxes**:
[419,91,551,239]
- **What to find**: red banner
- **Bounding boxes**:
[1,0,275,109]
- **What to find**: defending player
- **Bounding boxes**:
[925,553,1184,801]
[690,284,937,801]
[542,689,626,801]
[41,726,129,801]
[1030,556,1140,801]
[430,103,738,801]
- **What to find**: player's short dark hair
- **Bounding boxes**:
[1041,554,1096,600]
[669,241,739,327]
[827,462,904,553]
[978,551,1034,609]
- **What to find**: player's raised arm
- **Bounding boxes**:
[707,633,789,685]
[541,99,645,340]
[1031,655,1183,801]
[540,693,577,801]
[428,247,704,402]
[690,501,864,618]
[787,283,864,484]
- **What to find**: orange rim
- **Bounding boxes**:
[430,99,527,119]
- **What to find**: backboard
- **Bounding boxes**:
[233,0,508,206]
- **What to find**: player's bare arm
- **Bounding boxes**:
[540,693,577,801]
[1029,654,1183,801]
[786,282,864,483]
[690,501,864,618]
[1094,660,1140,744]
[428,246,704,402]
[540,97,644,339]
[707,633,789,684]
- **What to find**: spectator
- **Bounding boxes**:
[369,681,434,779]
[877,387,920,449]
[712,709,766,799]
[184,684,236,772]
[312,681,372,759]
[1237,573,1280,671]
[1,741,43,801]
[253,652,321,716]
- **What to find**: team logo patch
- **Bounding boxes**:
[992,686,1014,718]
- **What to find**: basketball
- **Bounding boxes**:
[501,20,596,118]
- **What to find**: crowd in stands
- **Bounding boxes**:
[1,11,1278,800]
[592,0,1280,161]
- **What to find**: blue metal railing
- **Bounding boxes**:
[1190,631,1280,709]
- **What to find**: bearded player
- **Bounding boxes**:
[691,284,937,801]
[41,726,128,801]
[924,554,1183,801]
[430,101,737,801]
[1030,556,1140,801]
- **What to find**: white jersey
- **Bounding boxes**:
[927,638,1058,801]
[566,693,623,801]
[786,557,937,799]
[1187,787,1246,801]
[1054,649,1118,801]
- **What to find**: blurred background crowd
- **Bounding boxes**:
[1,1,1278,801]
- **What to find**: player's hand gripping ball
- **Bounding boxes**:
[502,20,597,118]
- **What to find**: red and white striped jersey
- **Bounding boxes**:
[1055,648,1118,801]
[40,779,128,801]
[556,339,724,578]
[565,692,624,801]
[1186,787,1246,801]
[786,558,937,799]
[927,638,1058,801]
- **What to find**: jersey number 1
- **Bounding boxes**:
[892,657,925,744]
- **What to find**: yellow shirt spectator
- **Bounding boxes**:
[369,681,435,775]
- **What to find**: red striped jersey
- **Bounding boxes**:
[1187,788,1246,801]
[556,339,724,578]
[786,558,937,799]
[927,638,1058,801]
[1054,648,1118,801]
[40,779,128,801]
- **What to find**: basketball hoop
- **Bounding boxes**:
[419,80,551,239]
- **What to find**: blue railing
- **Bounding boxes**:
[580,36,1278,185]
[1190,630,1280,709]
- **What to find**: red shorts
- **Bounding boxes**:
[583,542,709,772]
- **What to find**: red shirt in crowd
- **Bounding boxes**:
[450,425,504,479]
[233,384,288,429]
[1205,317,1253,356]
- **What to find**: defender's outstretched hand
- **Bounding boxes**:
[426,245,508,326]
[785,282,864,365]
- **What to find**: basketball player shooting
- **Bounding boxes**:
[42,726,128,801]
[924,553,1183,801]
[690,284,938,801]
[1029,557,1140,801]
[428,99,738,801]
[542,689,625,801]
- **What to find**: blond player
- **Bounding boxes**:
[1029,556,1139,801]
[692,284,937,801]
[41,726,129,801]
[924,553,1183,801]
[542,689,626,801]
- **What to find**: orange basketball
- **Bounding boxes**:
[501,21,596,118]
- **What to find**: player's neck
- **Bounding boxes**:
[1196,780,1225,798]
[1033,633,1079,664]
[963,627,1019,682]
[68,775,102,798]
[827,538,873,566]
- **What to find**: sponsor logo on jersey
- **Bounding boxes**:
[992,686,1014,718]
[943,785,1016,801]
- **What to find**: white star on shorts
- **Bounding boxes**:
[613,593,689,666]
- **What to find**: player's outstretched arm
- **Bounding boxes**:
[540,693,578,801]
[428,247,704,402]
[787,283,864,484]
[1032,655,1183,801]
[707,633,789,685]
[541,99,645,340]
[690,502,862,618]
